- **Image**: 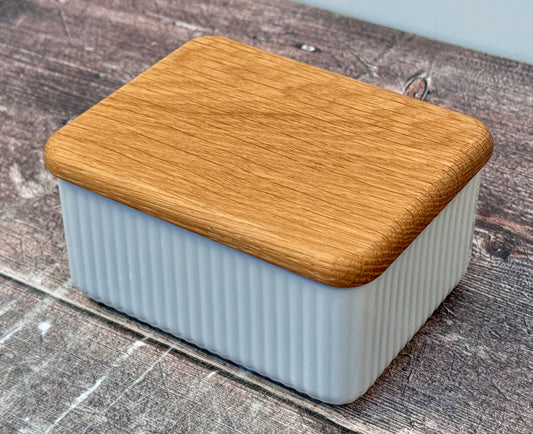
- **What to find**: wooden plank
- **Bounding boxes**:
[0,0,531,432]
[0,276,346,433]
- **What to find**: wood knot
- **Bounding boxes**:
[403,72,430,100]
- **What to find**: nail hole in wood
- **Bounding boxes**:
[296,43,321,53]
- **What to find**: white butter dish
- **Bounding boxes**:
[45,36,492,404]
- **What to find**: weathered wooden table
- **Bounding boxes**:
[1,1,532,432]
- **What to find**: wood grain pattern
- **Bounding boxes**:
[1,0,531,432]
[44,36,492,287]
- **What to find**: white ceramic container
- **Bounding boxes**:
[57,174,479,404]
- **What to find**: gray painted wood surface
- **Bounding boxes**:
[1,0,532,432]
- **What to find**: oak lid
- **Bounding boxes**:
[45,36,493,287]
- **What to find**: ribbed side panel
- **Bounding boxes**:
[58,173,480,404]
[356,175,480,395]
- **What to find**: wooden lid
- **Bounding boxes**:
[45,36,492,287]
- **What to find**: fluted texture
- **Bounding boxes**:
[58,174,480,404]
